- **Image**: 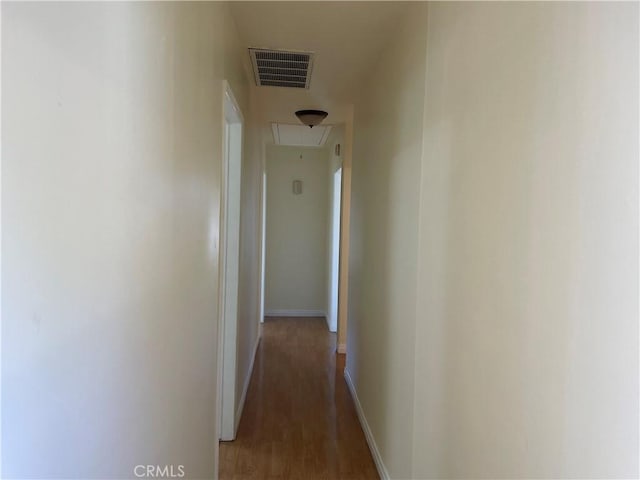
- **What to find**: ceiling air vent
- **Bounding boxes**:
[249,48,314,89]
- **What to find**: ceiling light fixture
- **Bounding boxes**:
[295,110,328,128]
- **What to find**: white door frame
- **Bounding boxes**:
[328,167,342,332]
[216,81,243,447]
[258,167,266,324]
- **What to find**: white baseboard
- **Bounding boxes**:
[344,368,390,480]
[234,332,261,435]
[265,309,326,318]
[337,343,347,354]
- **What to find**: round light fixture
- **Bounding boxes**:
[295,109,328,128]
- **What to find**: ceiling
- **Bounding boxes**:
[230,2,410,125]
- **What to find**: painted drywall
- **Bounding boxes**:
[325,126,345,332]
[347,4,428,479]
[1,3,249,478]
[265,145,329,315]
[412,3,639,478]
[224,15,263,436]
[337,112,353,352]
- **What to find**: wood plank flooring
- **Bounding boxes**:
[219,317,379,480]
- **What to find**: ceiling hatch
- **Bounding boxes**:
[272,123,332,147]
[249,48,314,89]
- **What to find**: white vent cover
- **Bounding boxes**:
[249,48,314,89]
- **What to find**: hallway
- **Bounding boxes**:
[3,2,638,479]
[220,318,378,480]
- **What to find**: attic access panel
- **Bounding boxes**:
[271,123,332,147]
[249,48,314,89]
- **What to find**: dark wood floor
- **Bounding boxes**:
[219,317,379,480]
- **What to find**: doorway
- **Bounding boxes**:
[217,81,243,443]
[328,167,342,332]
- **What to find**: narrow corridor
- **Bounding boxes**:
[219,318,378,479]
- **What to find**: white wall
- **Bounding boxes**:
[265,145,329,315]
[347,4,429,478]
[348,2,638,479]
[338,112,354,352]
[413,3,638,478]
[224,17,262,436]
[2,3,249,478]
